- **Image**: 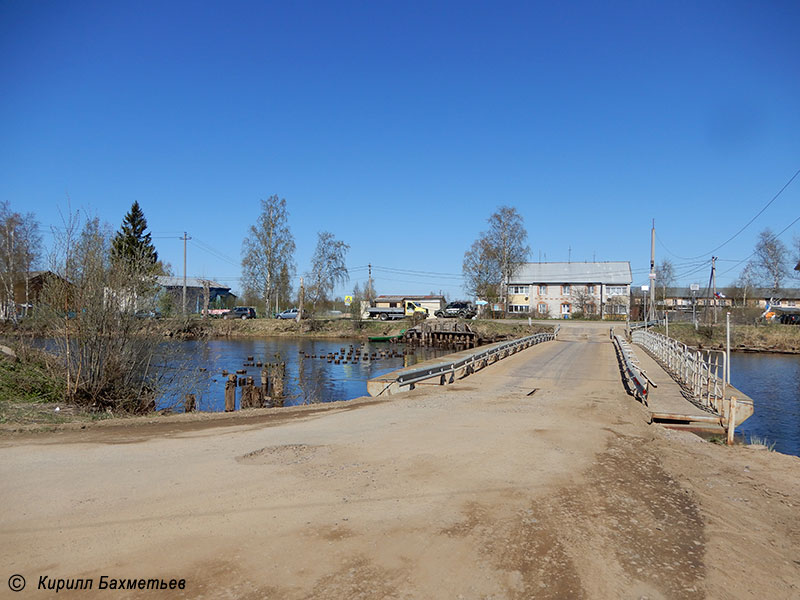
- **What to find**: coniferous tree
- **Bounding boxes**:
[111,201,158,270]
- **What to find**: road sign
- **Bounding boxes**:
[641,285,649,292]
[344,295,353,306]
[690,283,700,291]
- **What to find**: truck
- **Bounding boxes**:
[365,300,429,321]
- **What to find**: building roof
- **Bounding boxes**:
[375,295,446,302]
[156,276,229,290]
[661,286,800,300]
[509,262,632,285]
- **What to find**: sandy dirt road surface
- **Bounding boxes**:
[1,324,799,599]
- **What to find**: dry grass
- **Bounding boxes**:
[655,323,800,353]
[162,316,551,341]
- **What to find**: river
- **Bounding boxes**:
[159,338,452,411]
[731,352,800,457]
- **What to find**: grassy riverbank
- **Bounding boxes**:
[158,316,552,341]
[652,322,800,354]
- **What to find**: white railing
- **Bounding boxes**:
[632,329,727,415]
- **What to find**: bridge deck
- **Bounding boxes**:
[631,346,714,419]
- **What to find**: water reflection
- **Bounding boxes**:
[731,353,800,457]
[159,338,451,412]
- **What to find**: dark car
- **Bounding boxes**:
[276,308,299,320]
[435,301,477,319]
[224,306,257,319]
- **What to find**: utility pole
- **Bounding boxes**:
[711,256,718,324]
[367,263,374,304]
[649,219,656,322]
[705,259,715,326]
[180,232,191,317]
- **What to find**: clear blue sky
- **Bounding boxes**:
[2,0,799,299]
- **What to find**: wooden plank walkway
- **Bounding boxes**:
[632,347,713,419]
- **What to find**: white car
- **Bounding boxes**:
[276,308,299,320]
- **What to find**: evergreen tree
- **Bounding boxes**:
[111,201,158,270]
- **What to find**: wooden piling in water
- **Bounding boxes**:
[268,362,285,407]
[241,376,257,408]
[224,374,237,412]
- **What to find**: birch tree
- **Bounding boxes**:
[306,231,349,308]
[462,237,500,301]
[748,228,788,296]
[463,206,529,313]
[241,196,296,311]
[0,202,41,321]
[655,258,676,309]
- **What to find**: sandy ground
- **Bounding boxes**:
[1,324,799,599]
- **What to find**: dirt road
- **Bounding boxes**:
[1,325,798,598]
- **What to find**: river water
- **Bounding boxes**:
[161,338,452,412]
[59,336,798,457]
[730,353,800,457]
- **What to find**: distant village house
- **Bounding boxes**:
[505,262,632,319]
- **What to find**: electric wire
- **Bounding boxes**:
[656,166,800,260]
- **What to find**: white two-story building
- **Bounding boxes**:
[505,262,632,319]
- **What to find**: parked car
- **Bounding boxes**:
[276,307,299,320]
[224,306,257,319]
[435,301,477,319]
[134,309,162,319]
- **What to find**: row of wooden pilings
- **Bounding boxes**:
[183,362,286,413]
[404,329,478,350]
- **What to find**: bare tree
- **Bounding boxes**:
[464,206,530,314]
[241,196,296,312]
[462,237,500,301]
[0,202,42,321]
[572,287,594,318]
[747,228,788,296]
[306,231,349,309]
[37,209,193,412]
[734,262,758,307]
[655,258,676,312]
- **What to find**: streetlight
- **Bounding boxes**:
[691,283,699,331]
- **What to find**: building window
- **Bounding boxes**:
[788,301,796,307]
[587,285,595,295]
[509,304,530,313]
[561,303,571,315]
[562,285,571,296]
[586,303,596,314]
[539,285,547,295]
[607,286,626,296]
[537,302,547,314]
[509,285,529,295]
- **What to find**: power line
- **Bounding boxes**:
[718,212,800,277]
[656,166,800,260]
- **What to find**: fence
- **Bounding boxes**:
[631,328,727,414]
[387,326,560,393]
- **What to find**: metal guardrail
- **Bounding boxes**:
[612,334,656,404]
[632,329,727,414]
[393,326,559,391]
[629,319,663,331]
